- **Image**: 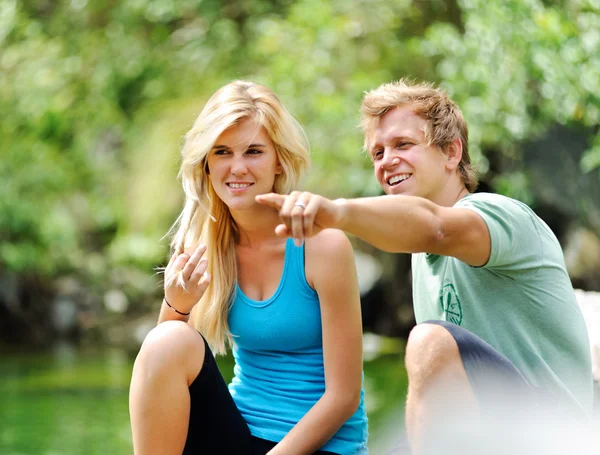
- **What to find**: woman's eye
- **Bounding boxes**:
[214,149,229,155]
[246,149,262,155]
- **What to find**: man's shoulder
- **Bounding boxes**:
[455,192,535,220]
[456,192,523,208]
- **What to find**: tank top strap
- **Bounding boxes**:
[285,238,315,295]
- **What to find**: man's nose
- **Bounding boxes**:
[381,151,400,170]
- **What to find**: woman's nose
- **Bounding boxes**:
[230,156,248,175]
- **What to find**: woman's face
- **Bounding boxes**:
[206,118,282,211]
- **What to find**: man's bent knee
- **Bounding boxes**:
[405,323,478,433]
[405,322,462,375]
[406,322,459,355]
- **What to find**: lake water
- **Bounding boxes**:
[0,340,407,454]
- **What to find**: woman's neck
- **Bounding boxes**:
[230,204,283,248]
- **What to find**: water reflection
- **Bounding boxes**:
[0,337,406,454]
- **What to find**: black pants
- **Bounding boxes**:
[182,335,338,455]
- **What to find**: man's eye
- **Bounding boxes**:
[373,150,383,160]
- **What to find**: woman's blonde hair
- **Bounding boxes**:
[361,79,478,192]
[168,81,310,354]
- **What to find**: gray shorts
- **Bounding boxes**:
[423,319,535,411]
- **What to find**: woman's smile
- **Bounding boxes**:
[226,181,255,193]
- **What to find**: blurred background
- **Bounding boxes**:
[1,0,599,453]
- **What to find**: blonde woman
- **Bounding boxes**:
[129,81,368,455]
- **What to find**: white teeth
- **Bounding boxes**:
[228,183,252,189]
[388,174,411,185]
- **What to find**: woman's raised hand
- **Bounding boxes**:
[163,244,211,315]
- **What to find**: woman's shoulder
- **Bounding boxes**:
[304,230,359,299]
[305,228,352,256]
[306,229,350,248]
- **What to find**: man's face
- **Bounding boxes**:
[368,106,449,201]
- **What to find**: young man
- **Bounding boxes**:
[256,79,593,453]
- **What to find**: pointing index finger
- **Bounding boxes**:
[255,193,287,210]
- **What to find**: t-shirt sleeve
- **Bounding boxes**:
[456,194,544,271]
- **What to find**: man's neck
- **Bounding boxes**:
[430,179,470,207]
[452,186,471,205]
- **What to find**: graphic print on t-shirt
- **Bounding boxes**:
[439,283,462,325]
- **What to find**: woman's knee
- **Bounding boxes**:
[136,321,204,380]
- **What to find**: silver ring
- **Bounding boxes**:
[294,201,306,209]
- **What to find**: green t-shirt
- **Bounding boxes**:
[412,192,593,414]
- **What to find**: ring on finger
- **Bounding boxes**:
[294,201,306,209]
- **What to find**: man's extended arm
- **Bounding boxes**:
[256,192,491,267]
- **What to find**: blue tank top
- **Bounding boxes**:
[228,238,368,454]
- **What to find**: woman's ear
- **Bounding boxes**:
[204,160,210,175]
[275,161,283,175]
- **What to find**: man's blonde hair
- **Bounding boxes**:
[361,79,478,192]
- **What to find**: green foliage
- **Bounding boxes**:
[581,134,600,173]
[423,0,600,172]
[2,0,599,288]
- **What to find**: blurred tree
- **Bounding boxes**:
[423,0,600,228]
[1,0,599,341]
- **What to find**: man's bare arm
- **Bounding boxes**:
[257,192,491,267]
[337,195,490,266]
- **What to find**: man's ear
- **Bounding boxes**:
[444,138,463,171]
